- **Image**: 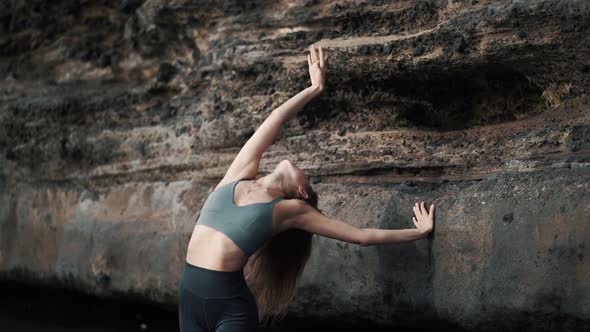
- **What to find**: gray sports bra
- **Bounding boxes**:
[196,178,284,257]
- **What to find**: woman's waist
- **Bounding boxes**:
[188,225,249,266]
[180,260,251,299]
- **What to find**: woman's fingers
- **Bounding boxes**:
[319,46,324,68]
[309,45,318,63]
[307,53,312,67]
[414,201,435,221]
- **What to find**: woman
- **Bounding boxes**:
[178,45,435,332]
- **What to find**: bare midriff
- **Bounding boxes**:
[185,224,250,272]
[185,189,293,272]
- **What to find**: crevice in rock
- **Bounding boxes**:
[389,62,544,130]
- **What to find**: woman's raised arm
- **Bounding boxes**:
[221,45,326,182]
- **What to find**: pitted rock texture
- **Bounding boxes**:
[0,0,589,330]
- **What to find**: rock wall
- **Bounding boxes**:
[0,0,589,330]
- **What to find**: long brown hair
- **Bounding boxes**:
[243,181,322,327]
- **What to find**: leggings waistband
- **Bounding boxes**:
[180,260,250,299]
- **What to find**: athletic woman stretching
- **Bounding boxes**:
[178,45,436,332]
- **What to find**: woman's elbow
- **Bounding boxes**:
[359,228,370,247]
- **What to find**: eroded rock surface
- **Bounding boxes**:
[0,0,589,330]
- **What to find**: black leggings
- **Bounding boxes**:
[178,260,259,332]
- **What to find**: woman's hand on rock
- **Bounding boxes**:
[412,202,434,237]
[307,44,325,92]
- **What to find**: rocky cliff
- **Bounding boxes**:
[1,0,589,330]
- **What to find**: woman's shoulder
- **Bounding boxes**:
[275,198,313,228]
[277,198,308,208]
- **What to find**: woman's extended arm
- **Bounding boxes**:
[221,45,326,182]
[287,201,435,246]
[363,228,425,245]
[363,202,435,245]
[245,83,322,160]
[270,84,322,124]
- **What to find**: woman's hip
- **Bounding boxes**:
[178,261,258,330]
[179,260,253,299]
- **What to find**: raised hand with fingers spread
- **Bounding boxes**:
[307,44,325,92]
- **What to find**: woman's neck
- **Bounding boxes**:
[254,173,289,197]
